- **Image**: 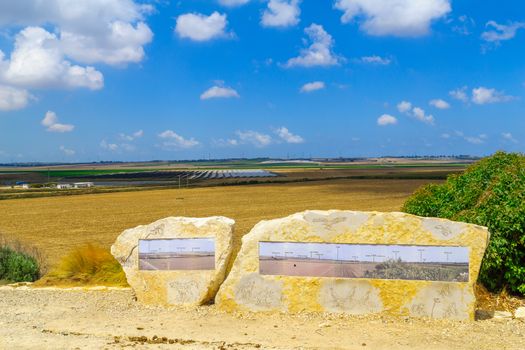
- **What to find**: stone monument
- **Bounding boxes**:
[112,216,235,306]
[215,210,489,320]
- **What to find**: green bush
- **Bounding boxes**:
[0,245,40,283]
[403,152,525,295]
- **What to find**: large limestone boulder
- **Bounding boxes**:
[111,216,235,307]
[216,210,489,320]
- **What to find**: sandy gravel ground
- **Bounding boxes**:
[1,287,524,350]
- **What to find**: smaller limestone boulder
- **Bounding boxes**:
[111,216,235,307]
[514,307,525,319]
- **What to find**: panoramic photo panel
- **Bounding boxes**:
[138,238,215,271]
[259,242,469,282]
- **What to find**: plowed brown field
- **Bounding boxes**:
[0,179,437,269]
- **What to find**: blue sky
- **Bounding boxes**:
[0,0,524,162]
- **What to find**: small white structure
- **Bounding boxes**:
[56,183,73,189]
[73,182,94,189]
[21,184,30,189]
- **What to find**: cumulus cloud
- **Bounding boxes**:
[214,138,240,147]
[0,0,152,106]
[481,21,525,43]
[284,24,342,68]
[397,101,412,113]
[377,114,397,126]
[41,111,74,133]
[200,85,240,100]
[100,140,119,151]
[300,81,325,93]
[472,87,513,105]
[158,130,200,149]
[236,130,272,147]
[175,12,230,42]
[359,55,391,65]
[59,145,75,156]
[449,86,469,102]
[119,130,144,141]
[219,0,250,6]
[0,85,31,111]
[502,132,518,143]
[0,0,153,66]
[261,0,301,28]
[429,99,450,109]
[451,15,476,36]
[465,134,486,144]
[397,102,435,124]
[334,0,451,37]
[412,107,435,125]
[0,27,103,90]
[275,127,304,143]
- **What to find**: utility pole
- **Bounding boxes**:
[417,249,425,263]
[444,251,452,262]
[392,250,400,260]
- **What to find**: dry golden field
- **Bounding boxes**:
[0,178,438,269]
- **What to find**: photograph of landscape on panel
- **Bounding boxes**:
[138,238,215,271]
[259,242,469,282]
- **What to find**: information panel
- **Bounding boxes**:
[259,241,469,282]
[139,238,215,271]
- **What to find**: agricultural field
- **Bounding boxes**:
[0,177,440,270]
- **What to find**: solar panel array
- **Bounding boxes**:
[187,169,277,179]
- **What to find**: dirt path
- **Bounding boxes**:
[1,287,524,350]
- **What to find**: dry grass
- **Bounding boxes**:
[475,284,525,312]
[35,244,127,287]
[0,178,438,269]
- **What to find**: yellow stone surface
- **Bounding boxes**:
[215,210,489,320]
[111,216,235,307]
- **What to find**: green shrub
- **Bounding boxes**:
[403,152,525,295]
[0,245,40,282]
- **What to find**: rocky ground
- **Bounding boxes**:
[1,286,524,350]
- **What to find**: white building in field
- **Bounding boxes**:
[56,183,73,189]
[73,182,94,188]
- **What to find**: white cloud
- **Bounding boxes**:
[465,135,485,144]
[214,138,240,147]
[275,127,304,143]
[502,132,518,143]
[481,21,525,43]
[158,130,200,149]
[397,102,435,124]
[119,130,143,141]
[219,0,250,6]
[449,86,468,102]
[0,85,30,111]
[411,107,435,125]
[451,15,476,36]
[377,114,397,126]
[236,130,272,147]
[441,133,450,139]
[284,24,342,68]
[429,99,450,109]
[300,81,325,93]
[261,0,301,28]
[59,145,75,156]
[472,87,513,105]
[397,101,412,113]
[200,85,240,100]
[359,55,391,65]
[100,140,119,151]
[41,111,74,133]
[334,0,451,37]
[175,12,230,42]
[0,27,103,90]
[0,0,153,66]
